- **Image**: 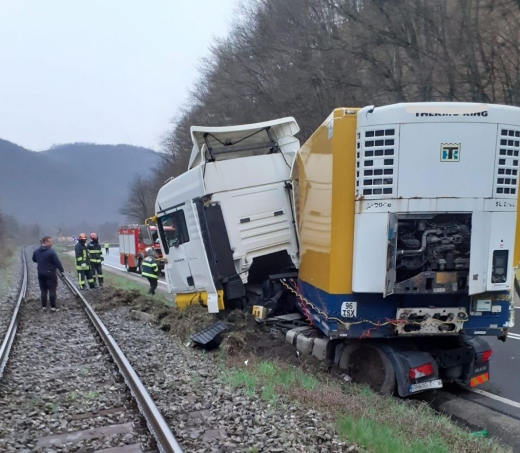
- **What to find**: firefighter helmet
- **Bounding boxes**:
[145,247,155,257]
[78,233,87,240]
[90,232,98,240]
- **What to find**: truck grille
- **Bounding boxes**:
[356,126,399,199]
[496,127,520,197]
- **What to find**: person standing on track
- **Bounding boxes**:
[75,233,95,290]
[32,236,65,312]
[141,247,159,295]
[104,241,110,255]
[87,232,104,288]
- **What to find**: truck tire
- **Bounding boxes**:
[338,343,396,395]
[125,258,136,273]
[137,259,143,275]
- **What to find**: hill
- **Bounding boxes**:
[0,139,162,232]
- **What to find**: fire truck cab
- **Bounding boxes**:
[118,224,174,274]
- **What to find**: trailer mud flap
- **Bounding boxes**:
[335,340,441,397]
[461,335,492,387]
[377,342,441,396]
[469,371,490,387]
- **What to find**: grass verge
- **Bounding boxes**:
[220,357,511,453]
[57,250,159,294]
[0,252,20,301]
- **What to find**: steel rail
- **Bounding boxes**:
[59,272,183,453]
[0,248,28,379]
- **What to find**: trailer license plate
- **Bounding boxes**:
[409,379,443,393]
[341,302,357,318]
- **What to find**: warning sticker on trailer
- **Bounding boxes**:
[341,302,357,318]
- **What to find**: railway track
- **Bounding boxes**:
[0,248,183,453]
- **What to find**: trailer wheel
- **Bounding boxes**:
[339,343,396,395]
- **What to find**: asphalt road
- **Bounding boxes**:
[449,297,520,420]
[102,247,168,287]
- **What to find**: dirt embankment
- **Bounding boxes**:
[88,287,312,367]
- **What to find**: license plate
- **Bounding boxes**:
[341,302,357,318]
[409,379,443,393]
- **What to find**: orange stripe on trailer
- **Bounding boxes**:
[470,373,489,387]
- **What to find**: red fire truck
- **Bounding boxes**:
[118,224,171,274]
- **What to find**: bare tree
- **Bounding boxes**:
[118,173,155,223]
[142,0,520,210]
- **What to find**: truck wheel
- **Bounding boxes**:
[137,259,143,275]
[125,259,136,273]
[339,343,396,395]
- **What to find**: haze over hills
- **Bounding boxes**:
[0,139,162,233]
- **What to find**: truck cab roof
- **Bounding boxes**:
[188,117,300,169]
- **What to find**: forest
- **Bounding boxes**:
[120,0,520,220]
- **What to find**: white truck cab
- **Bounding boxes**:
[155,118,301,312]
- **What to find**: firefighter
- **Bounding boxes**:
[141,247,159,295]
[88,232,104,288]
[104,241,110,255]
[75,233,95,290]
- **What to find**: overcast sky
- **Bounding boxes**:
[0,0,240,151]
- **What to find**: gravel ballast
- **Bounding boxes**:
[0,249,155,452]
[97,305,352,453]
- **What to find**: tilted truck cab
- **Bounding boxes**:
[155,118,300,312]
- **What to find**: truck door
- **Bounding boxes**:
[384,213,398,297]
[158,209,195,293]
[469,212,491,295]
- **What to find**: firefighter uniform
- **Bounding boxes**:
[142,247,159,295]
[88,233,104,288]
[75,233,95,289]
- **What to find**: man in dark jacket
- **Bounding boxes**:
[75,233,95,290]
[32,236,65,312]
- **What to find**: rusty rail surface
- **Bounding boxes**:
[59,271,184,453]
[0,248,28,379]
[1,247,183,453]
